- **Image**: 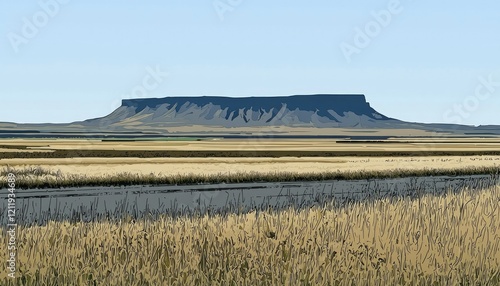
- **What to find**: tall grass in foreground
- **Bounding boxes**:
[1,165,499,189]
[1,185,499,285]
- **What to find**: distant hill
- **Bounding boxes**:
[1,94,499,138]
[82,94,398,128]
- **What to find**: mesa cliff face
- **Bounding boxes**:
[83,94,398,129]
[3,94,500,137]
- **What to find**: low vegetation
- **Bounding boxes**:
[1,185,499,285]
[1,165,499,189]
[2,149,500,159]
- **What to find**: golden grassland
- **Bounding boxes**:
[2,138,500,152]
[1,156,499,181]
[1,185,499,285]
[1,164,499,189]
[2,137,500,162]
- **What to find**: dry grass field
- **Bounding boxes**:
[1,138,500,184]
[2,138,500,153]
[2,164,499,189]
[1,156,500,186]
[1,184,499,285]
[2,137,500,285]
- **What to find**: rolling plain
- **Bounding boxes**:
[1,136,500,285]
[1,138,500,183]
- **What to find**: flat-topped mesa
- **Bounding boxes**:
[121,94,371,112]
[95,94,394,128]
[6,95,500,136]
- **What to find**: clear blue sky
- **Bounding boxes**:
[1,0,499,125]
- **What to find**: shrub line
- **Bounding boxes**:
[1,166,498,189]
